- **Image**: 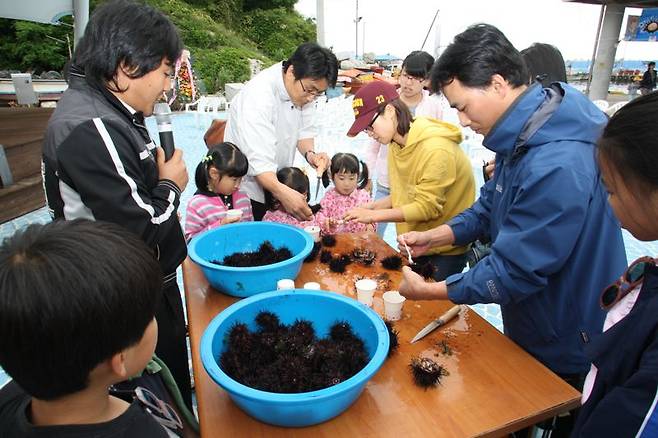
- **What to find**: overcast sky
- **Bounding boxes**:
[294,0,656,61]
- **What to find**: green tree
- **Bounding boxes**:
[0,18,72,74]
[242,8,315,61]
[243,0,296,11]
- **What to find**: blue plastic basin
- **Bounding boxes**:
[200,289,390,427]
[188,222,313,297]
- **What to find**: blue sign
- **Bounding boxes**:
[636,8,658,42]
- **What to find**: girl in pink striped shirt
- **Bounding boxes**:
[318,153,374,234]
[185,142,253,241]
[263,167,321,229]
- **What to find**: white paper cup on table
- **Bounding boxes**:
[303,282,321,290]
[304,225,321,242]
[277,279,295,290]
[226,209,243,220]
[355,279,377,307]
[382,291,406,321]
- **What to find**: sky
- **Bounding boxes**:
[294,0,657,61]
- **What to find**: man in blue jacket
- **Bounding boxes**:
[398,24,627,436]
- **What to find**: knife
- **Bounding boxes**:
[410,305,462,344]
[314,162,326,201]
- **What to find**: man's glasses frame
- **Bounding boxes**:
[298,79,326,97]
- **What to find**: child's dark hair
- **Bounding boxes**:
[597,91,658,194]
[322,152,369,190]
[402,50,435,79]
[195,142,248,195]
[265,167,310,210]
[0,219,162,400]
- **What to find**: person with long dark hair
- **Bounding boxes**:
[365,51,444,238]
[571,92,658,437]
[344,81,475,281]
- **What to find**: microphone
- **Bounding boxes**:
[153,103,175,161]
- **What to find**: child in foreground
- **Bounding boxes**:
[0,219,182,437]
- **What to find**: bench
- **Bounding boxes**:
[0,107,53,223]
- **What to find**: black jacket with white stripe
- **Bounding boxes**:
[42,67,186,276]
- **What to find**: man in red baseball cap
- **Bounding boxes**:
[347,81,399,137]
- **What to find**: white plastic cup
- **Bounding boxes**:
[304,225,321,242]
[226,209,243,220]
[382,290,406,321]
[277,279,295,290]
[303,282,321,290]
[355,279,377,307]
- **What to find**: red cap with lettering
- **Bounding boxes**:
[347,81,399,137]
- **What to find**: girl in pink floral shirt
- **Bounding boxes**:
[262,167,321,229]
[318,153,374,234]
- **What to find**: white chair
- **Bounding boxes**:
[185,95,208,113]
[592,99,610,112]
[185,95,228,127]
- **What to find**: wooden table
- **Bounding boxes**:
[184,232,580,437]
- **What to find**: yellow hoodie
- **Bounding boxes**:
[388,117,475,256]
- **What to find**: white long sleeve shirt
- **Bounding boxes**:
[224,62,318,203]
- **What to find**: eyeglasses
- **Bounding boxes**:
[136,386,183,430]
[399,72,425,83]
[364,111,381,133]
[298,80,326,97]
[600,256,655,309]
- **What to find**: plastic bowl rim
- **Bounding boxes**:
[188,222,314,272]
[200,289,390,404]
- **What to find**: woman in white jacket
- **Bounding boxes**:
[365,51,445,237]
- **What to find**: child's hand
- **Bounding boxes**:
[343,207,376,224]
[222,215,241,225]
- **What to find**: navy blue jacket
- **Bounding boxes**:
[446,83,627,374]
[572,264,658,437]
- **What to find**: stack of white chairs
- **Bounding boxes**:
[185,95,229,127]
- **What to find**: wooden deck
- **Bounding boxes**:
[0,107,52,223]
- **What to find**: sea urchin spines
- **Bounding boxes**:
[220,316,370,394]
[384,320,399,358]
[410,261,436,280]
[352,248,376,265]
[319,250,333,264]
[329,321,357,343]
[216,240,293,267]
[255,311,282,333]
[409,356,448,389]
[321,234,337,247]
[329,256,349,273]
[304,241,322,263]
[381,255,403,270]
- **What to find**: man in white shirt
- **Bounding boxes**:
[225,43,338,220]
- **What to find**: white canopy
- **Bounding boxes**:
[0,0,73,24]
[0,0,88,45]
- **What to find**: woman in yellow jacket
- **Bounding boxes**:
[344,81,475,280]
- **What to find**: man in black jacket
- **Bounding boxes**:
[41,0,192,408]
[639,61,656,95]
